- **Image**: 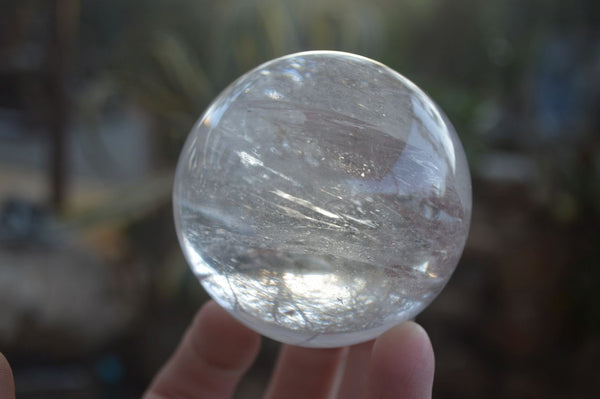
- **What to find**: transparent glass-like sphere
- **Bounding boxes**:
[173,51,471,347]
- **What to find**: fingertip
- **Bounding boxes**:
[0,352,15,399]
[265,345,345,399]
[377,321,434,362]
[145,301,261,399]
[193,301,261,371]
[0,353,9,371]
[365,321,434,399]
[335,339,375,399]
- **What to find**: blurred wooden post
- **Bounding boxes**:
[48,0,79,212]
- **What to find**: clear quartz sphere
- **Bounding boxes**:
[173,51,471,348]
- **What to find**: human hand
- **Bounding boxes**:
[144,301,434,399]
[0,301,434,399]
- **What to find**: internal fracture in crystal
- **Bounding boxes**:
[173,51,472,347]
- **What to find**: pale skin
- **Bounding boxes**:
[0,301,434,399]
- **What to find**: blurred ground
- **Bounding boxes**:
[1,0,599,398]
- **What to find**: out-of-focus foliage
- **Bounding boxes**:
[78,0,599,218]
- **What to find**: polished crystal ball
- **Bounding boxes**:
[173,51,471,347]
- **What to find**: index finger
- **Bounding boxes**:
[144,301,261,399]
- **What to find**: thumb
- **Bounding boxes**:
[0,353,15,399]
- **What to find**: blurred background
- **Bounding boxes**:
[1,0,599,397]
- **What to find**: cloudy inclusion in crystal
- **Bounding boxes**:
[173,51,472,347]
